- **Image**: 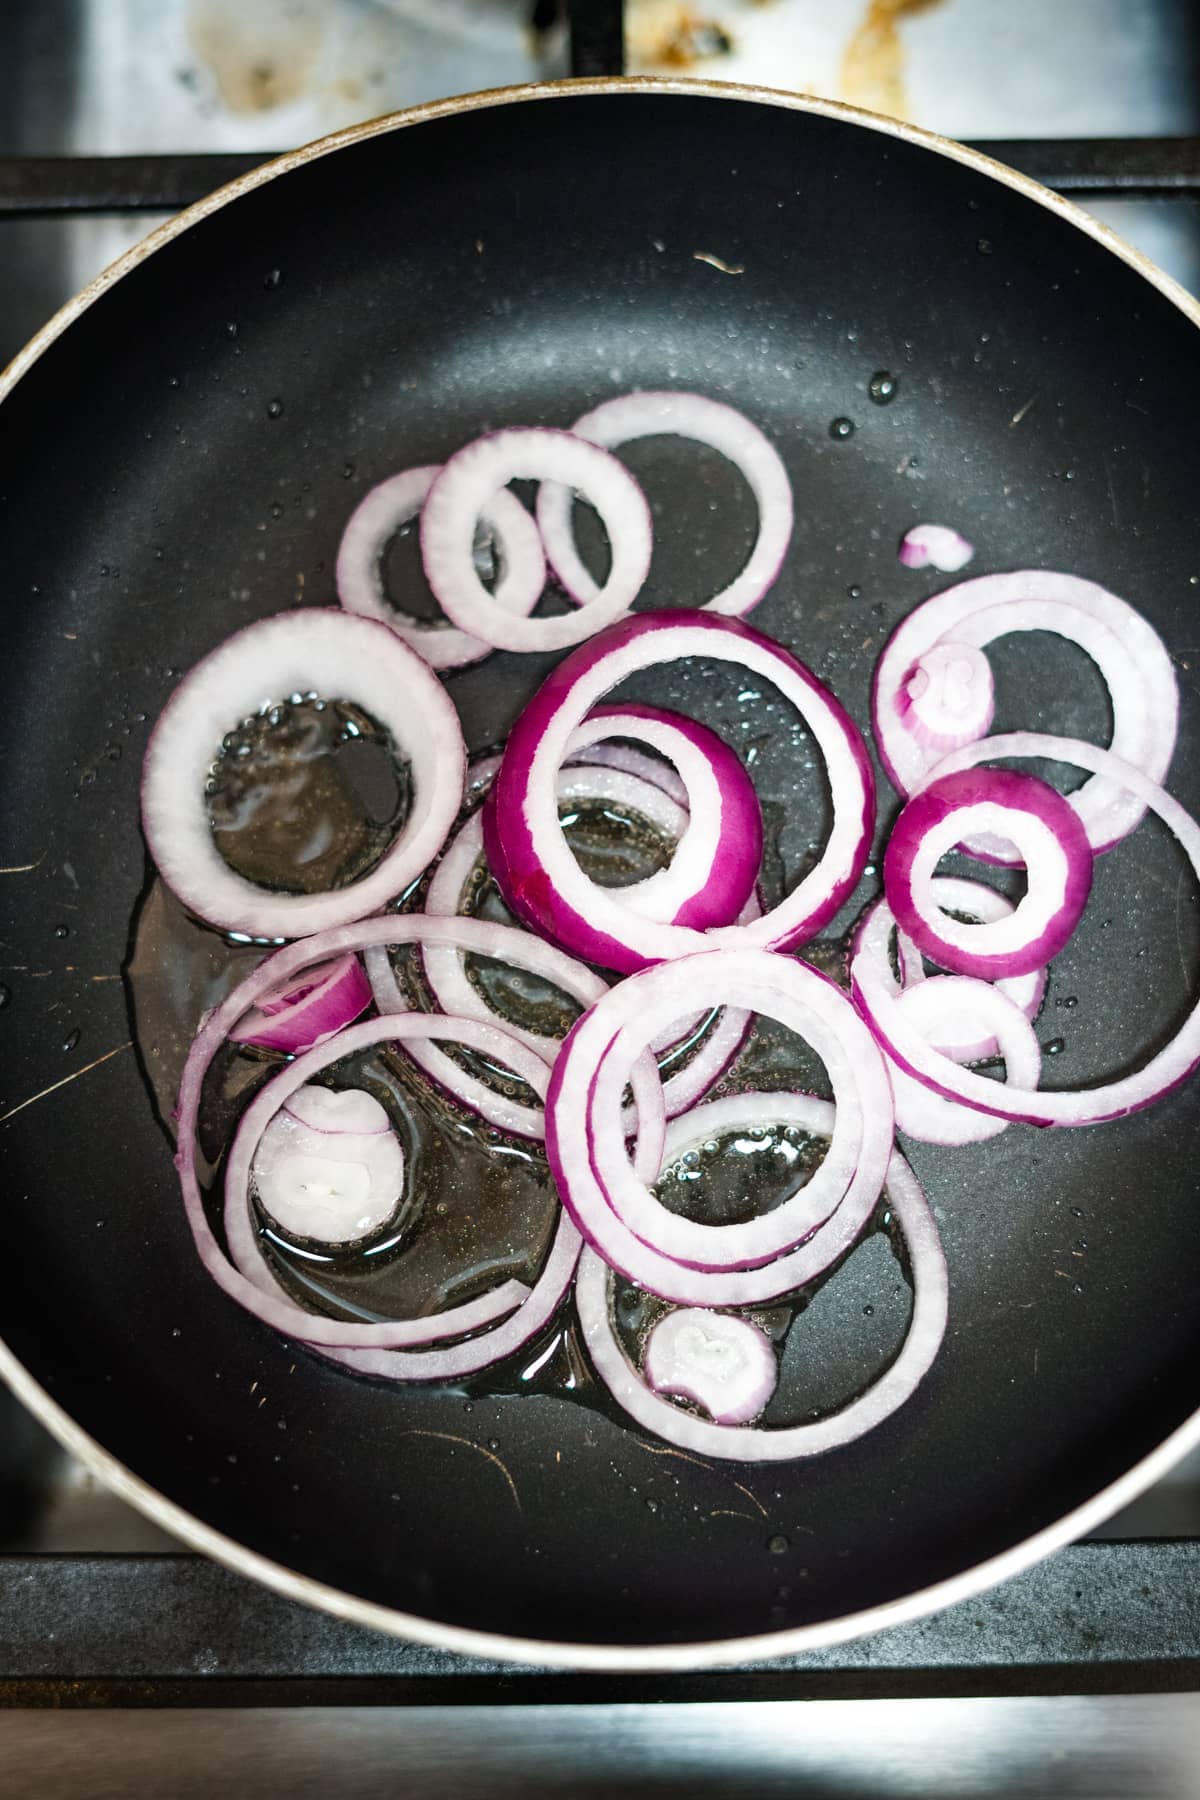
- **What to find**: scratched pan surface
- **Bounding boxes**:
[1,84,1200,1663]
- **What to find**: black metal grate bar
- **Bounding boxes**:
[1,137,1199,221]
[1,1541,1199,1706]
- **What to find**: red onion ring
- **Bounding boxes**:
[487,611,874,971]
[884,979,1042,1146]
[485,694,762,973]
[173,915,666,1348]
[852,883,1045,1062]
[563,708,690,807]
[420,429,652,654]
[536,391,793,618]
[141,610,466,939]
[872,571,1179,858]
[884,768,1093,980]
[229,953,372,1053]
[575,1094,947,1461]
[853,732,1200,1127]
[336,464,546,670]
[546,948,895,1303]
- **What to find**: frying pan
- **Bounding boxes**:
[3,77,1200,1672]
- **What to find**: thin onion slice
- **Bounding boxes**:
[229,953,372,1053]
[336,464,546,670]
[872,571,1178,857]
[883,767,1092,980]
[141,609,465,939]
[421,429,652,653]
[537,390,793,618]
[487,610,874,971]
[853,732,1200,1126]
[547,948,895,1304]
[575,1094,947,1461]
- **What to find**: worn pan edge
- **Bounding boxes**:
[3,74,1200,1672]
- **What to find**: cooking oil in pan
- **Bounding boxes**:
[206,696,409,896]
[127,710,912,1436]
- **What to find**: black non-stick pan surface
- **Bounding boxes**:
[3,82,1200,1666]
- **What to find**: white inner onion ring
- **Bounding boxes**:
[872,572,1178,858]
[546,946,895,1305]
[140,609,465,939]
[420,428,652,654]
[536,390,793,618]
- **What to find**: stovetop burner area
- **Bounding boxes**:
[4,0,1200,362]
[4,1,1200,1741]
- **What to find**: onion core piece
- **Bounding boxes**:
[899,642,994,753]
[643,1309,778,1424]
[283,1084,390,1135]
[898,524,975,572]
[252,1088,406,1245]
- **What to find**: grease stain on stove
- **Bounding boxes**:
[840,0,946,122]
[187,0,330,115]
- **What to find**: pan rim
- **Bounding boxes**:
[3,73,1200,1673]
